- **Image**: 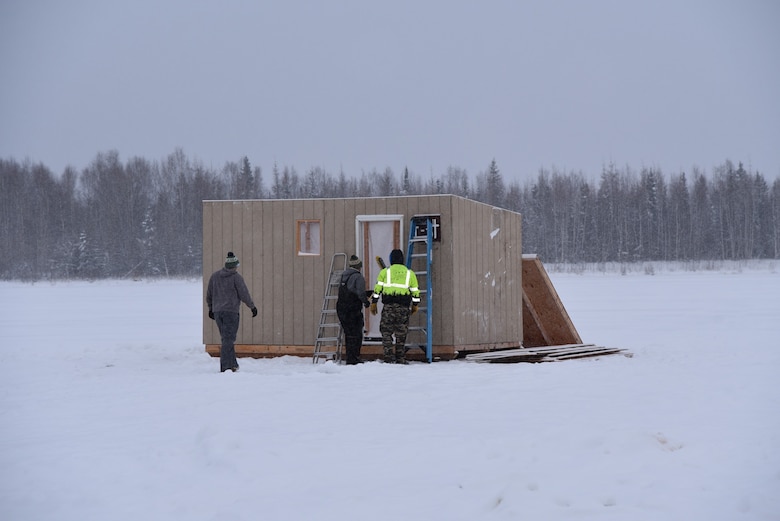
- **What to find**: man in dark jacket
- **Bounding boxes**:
[337,255,371,365]
[206,251,257,372]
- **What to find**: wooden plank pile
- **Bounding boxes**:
[464,343,628,364]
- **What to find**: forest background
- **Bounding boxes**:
[2,149,779,281]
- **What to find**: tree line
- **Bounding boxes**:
[2,149,778,280]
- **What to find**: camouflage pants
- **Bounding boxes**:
[379,303,410,362]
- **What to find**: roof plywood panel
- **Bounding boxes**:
[521,255,582,347]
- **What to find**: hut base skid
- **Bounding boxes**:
[205,254,625,363]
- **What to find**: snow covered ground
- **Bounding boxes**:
[1,264,779,521]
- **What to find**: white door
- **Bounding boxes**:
[356,215,404,339]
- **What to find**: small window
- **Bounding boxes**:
[297,220,321,256]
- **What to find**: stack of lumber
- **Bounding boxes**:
[464,344,628,364]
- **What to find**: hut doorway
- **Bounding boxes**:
[356,214,404,339]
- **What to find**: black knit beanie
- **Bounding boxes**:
[389,249,404,265]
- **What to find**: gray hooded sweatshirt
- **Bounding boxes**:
[206,268,256,314]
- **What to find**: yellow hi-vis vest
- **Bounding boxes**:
[372,264,421,305]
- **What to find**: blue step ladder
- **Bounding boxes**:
[406,216,435,362]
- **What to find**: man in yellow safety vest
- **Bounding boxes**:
[370,249,420,364]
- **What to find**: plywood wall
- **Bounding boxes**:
[450,197,523,349]
[203,195,523,354]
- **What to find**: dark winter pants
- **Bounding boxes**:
[215,311,240,372]
[379,303,410,362]
[338,309,364,364]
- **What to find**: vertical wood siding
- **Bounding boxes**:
[203,195,522,350]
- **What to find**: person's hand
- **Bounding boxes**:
[251,307,258,317]
[208,310,214,320]
[370,302,378,315]
[411,304,418,314]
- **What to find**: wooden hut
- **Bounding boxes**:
[202,194,524,360]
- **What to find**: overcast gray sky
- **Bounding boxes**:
[2,0,779,182]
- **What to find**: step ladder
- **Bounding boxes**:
[405,216,435,362]
[313,253,347,364]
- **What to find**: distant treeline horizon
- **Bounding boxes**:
[2,149,779,281]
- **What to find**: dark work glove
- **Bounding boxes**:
[208,310,214,320]
[251,306,258,317]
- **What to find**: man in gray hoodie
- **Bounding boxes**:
[206,251,257,372]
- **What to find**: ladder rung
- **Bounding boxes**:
[316,337,341,343]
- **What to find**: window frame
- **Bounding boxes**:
[296,219,321,256]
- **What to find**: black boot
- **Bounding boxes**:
[345,342,361,365]
[395,344,407,364]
